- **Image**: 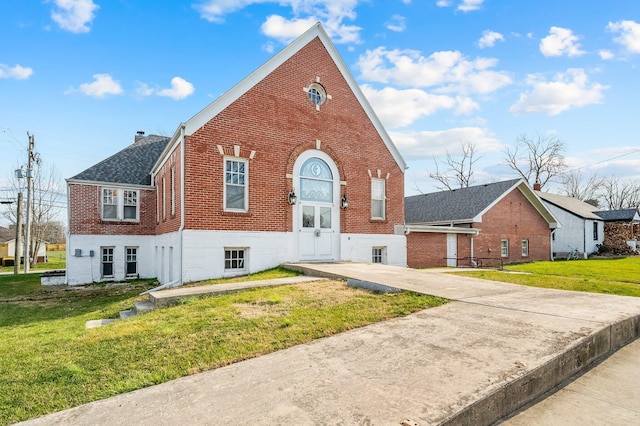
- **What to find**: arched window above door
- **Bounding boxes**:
[300,157,333,203]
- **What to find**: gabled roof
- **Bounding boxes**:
[156,22,406,173]
[536,191,602,220]
[594,208,640,223]
[405,178,557,227]
[69,135,170,186]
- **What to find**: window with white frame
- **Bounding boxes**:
[170,166,176,217]
[224,248,247,271]
[372,247,386,264]
[101,247,114,278]
[126,247,138,276]
[102,188,139,221]
[593,222,599,240]
[371,178,385,220]
[224,158,248,211]
[162,175,166,221]
[521,240,529,257]
[501,239,509,257]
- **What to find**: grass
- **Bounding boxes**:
[0,271,446,425]
[0,250,66,273]
[456,257,640,297]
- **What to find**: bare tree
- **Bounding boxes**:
[504,133,566,189]
[597,176,640,210]
[2,161,63,267]
[429,142,479,191]
[559,170,603,205]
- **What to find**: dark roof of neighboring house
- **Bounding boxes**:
[70,135,170,186]
[405,179,522,224]
[594,208,640,222]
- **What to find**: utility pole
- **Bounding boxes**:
[24,133,34,274]
[14,192,23,274]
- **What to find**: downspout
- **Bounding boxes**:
[470,234,476,267]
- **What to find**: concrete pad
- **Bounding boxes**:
[84,319,116,329]
[505,339,640,425]
[149,276,326,307]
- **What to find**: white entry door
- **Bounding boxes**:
[447,233,457,267]
[296,154,339,262]
[299,203,334,260]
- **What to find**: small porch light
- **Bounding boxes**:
[341,194,349,209]
[288,189,297,205]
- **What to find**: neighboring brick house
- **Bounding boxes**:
[535,191,605,259]
[405,179,558,268]
[66,23,407,286]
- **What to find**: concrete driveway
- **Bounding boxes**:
[18,263,640,425]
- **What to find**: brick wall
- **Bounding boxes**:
[407,232,448,268]
[68,183,157,235]
[183,37,404,235]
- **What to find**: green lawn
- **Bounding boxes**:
[0,270,446,425]
[457,257,640,297]
[0,250,66,273]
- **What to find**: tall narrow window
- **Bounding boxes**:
[170,166,176,217]
[225,158,248,211]
[371,178,386,220]
[162,175,167,221]
[101,247,114,278]
[102,189,118,220]
[593,222,599,240]
[126,247,138,276]
[521,240,529,257]
[123,190,138,220]
[501,239,509,257]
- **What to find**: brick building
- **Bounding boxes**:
[405,179,558,268]
[66,23,407,286]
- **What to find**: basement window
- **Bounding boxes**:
[225,248,247,272]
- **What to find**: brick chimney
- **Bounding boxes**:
[533,182,541,191]
[134,131,145,143]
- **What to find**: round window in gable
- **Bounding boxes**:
[307,83,327,106]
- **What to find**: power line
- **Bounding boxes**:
[564,147,640,173]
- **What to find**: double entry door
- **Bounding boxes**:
[299,202,334,260]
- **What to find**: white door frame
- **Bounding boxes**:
[293,150,340,262]
[446,233,457,267]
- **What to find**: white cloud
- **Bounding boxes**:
[539,26,585,57]
[195,0,362,44]
[0,64,34,79]
[157,77,195,100]
[261,15,319,43]
[356,47,512,95]
[599,49,614,60]
[361,84,478,128]
[478,30,504,48]
[436,0,484,12]
[50,0,99,33]
[134,82,154,98]
[390,127,502,160]
[509,68,607,116]
[385,15,406,32]
[72,74,122,97]
[608,20,640,54]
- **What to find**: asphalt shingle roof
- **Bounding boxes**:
[405,179,521,224]
[535,191,602,220]
[594,208,640,222]
[70,135,170,185]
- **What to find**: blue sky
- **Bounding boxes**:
[1,0,640,224]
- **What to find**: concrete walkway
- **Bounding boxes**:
[18,263,640,425]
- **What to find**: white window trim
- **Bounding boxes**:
[501,239,509,257]
[101,187,140,222]
[372,246,387,264]
[224,247,248,274]
[101,246,114,278]
[371,178,386,220]
[170,166,176,217]
[125,246,138,277]
[162,175,167,221]
[223,157,249,212]
[521,240,529,257]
